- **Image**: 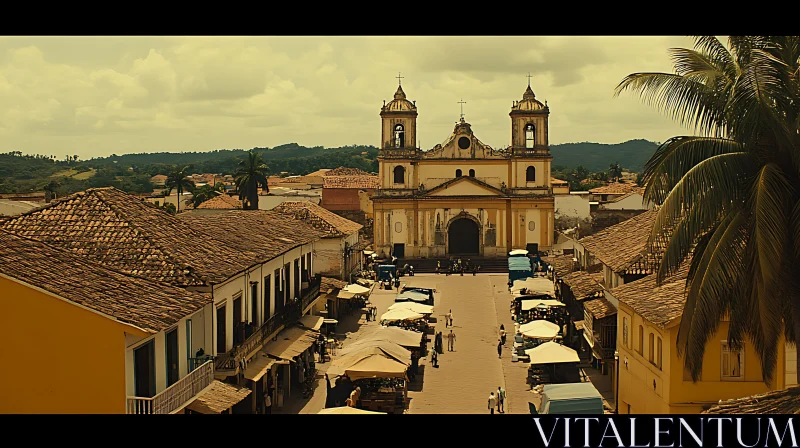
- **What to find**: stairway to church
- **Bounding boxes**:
[397,257,509,274]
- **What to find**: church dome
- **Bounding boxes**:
[511,85,547,112]
[382,85,417,112]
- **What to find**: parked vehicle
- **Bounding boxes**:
[400,286,435,306]
[531,382,604,414]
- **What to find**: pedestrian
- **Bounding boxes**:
[500,324,507,345]
[447,329,456,352]
[449,310,454,327]
[264,389,272,414]
[488,392,496,414]
[437,331,444,354]
[497,386,506,413]
[445,310,451,328]
[437,260,441,274]
[431,348,439,367]
[497,340,503,358]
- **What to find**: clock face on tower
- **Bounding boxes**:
[458,137,470,150]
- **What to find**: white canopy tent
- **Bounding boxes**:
[520,299,566,312]
[518,320,560,339]
[344,284,371,295]
[512,278,553,295]
[380,308,424,323]
[509,249,529,256]
[388,302,434,315]
[525,342,580,365]
[318,407,385,415]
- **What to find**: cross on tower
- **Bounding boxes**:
[527,72,533,87]
[458,99,467,120]
[396,72,404,86]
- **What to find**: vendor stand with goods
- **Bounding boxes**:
[524,341,582,388]
[380,308,428,333]
[513,319,561,362]
[327,340,412,414]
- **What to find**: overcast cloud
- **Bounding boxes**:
[0,36,695,159]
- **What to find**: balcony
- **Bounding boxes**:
[214,275,322,374]
[511,146,549,157]
[126,360,214,414]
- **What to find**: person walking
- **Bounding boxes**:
[497,386,506,413]
[431,348,439,367]
[264,389,272,414]
[500,325,507,346]
[488,392,497,414]
[445,310,452,328]
[497,340,503,358]
[437,260,441,274]
[447,329,456,352]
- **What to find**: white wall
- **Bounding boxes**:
[0,200,40,217]
[555,193,591,221]
[314,237,345,279]
[602,193,650,211]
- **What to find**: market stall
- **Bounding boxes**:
[524,341,582,387]
[353,326,426,354]
[380,308,427,332]
[318,406,386,415]
[327,342,411,414]
[387,301,434,315]
[394,290,430,304]
[519,320,561,340]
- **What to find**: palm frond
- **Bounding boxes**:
[640,136,744,207]
[748,163,792,289]
[692,36,737,79]
[669,47,726,84]
[614,72,726,136]
[793,200,800,262]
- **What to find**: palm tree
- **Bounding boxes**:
[234,151,269,210]
[191,183,225,208]
[164,166,195,214]
[615,36,800,382]
[608,162,623,182]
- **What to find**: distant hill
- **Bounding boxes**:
[550,139,659,172]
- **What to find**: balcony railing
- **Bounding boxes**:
[126,360,214,414]
[214,275,322,373]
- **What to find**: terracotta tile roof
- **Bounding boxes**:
[1,188,318,287]
[702,387,800,414]
[609,267,689,329]
[550,177,569,185]
[196,194,242,210]
[607,188,645,203]
[589,182,641,195]
[583,297,617,320]
[323,174,380,190]
[268,176,286,186]
[579,210,661,275]
[307,169,332,177]
[321,276,347,293]
[272,201,362,237]
[150,175,168,182]
[178,210,328,260]
[186,380,252,414]
[560,271,604,300]
[542,254,576,277]
[0,230,210,333]
[325,167,370,176]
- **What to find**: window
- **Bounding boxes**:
[250,282,259,325]
[637,325,644,355]
[648,333,655,364]
[526,166,536,182]
[656,337,663,370]
[528,221,535,231]
[274,269,282,313]
[622,317,629,348]
[394,124,405,147]
[216,305,226,354]
[525,123,535,148]
[393,166,405,184]
[721,341,744,381]
[468,169,475,177]
[395,222,402,233]
[455,169,462,177]
[263,275,271,318]
[166,328,179,387]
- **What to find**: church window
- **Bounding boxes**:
[394,124,405,148]
[458,137,471,150]
[455,169,462,177]
[526,166,536,182]
[525,123,535,148]
[468,169,475,177]
[393,166,405,184]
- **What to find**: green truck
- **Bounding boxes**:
[530,382,605,414]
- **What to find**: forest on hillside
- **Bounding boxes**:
[0,140,656,196]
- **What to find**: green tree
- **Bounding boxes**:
[164,166,195,214]
[616,36,800,382]
[191,183,225,208]
[234,151,269,210]
[608,162,622,182]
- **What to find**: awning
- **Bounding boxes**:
[262,327,319,361]
[509,249,529,256]
[363,250,376,256]
[338,290,356,299]
[244,352,276,382]
[394,291,429,303]
[351,326,424,349]
[380,308,424,322]
[343,284,371,295]
[298,314,324,331]
[388,302,434,315]
[186,381,252,414]
[519,320,560,339]
[525,341,580,365]
[318,406,386,414]
[328,342,410,380]
[521,300,566,311]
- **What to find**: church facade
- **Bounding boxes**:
[372,82,556,259]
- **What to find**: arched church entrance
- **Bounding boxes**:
[448,218,480,255]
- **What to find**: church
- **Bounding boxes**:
[372,78,556,259]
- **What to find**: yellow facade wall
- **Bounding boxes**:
[617,304,783,414]
[0,276,144,414]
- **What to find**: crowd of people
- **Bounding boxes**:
[436,258,481,276]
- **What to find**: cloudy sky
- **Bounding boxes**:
[0,36,696,159]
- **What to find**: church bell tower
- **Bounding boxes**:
[380,75,418,150]
[509,79,550,153]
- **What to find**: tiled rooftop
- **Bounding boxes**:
[702,387,800,414]
[325,167,371,177]
[583,297,617,320]
[579,210,661,275]
[196,194,242,209]
[321,276,347,293]
[0,230,210,333]
[542,254,576,277]
[272,201,362,237]
[609,267,689,329]
[186,380,252,414]
[589,182,641,195]
[323,175,380,190]
[560,270,604,300]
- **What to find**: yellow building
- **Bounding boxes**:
[612,271,786,414]
[0,230,211,414]
[372,80,556,259]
